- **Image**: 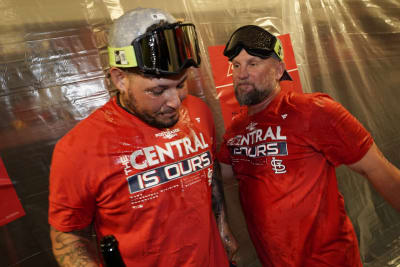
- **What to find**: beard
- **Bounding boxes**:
[119,93,179,129]
[130,106,179,129]
[234,82,270,106]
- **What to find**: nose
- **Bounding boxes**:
[164,88,185,109]
[236,66,249,80]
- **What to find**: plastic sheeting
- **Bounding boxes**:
[0,0,399,266]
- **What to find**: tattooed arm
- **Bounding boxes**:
[50,225,100,267]
[212,160,239,261]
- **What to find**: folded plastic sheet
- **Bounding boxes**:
[0,0,399,266]
[0,27,109,150]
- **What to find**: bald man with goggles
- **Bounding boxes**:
[218,25,400,267]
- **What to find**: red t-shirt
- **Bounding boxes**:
[49,95,229,267]
[218,90,373,267]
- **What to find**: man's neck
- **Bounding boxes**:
[248,84,281,116]
[117,93,136,116]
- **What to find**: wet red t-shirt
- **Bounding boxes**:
[49,95,228,267]
[218,90,373,267]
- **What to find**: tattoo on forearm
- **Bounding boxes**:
[211,162,238,258]
[211,161,226,221]
[52,228,98,266]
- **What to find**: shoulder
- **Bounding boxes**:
[293,92,351,123]
[55,99,117,151]
[183,94,209,109]
[183,94,214,119]
[284,91,335,110]
[280,91,342,122]
[283,91,357,135]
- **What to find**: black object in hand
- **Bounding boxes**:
[100,235,126,267]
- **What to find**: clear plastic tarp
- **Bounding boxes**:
[0,0,399,266]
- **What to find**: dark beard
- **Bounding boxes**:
[234,85,269,106]
[117,93,179,129]
[134,110,178,129]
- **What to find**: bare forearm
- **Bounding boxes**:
[211,161,228,224]
[349,143,400,212]
[50,226,100,267]
[212,161,238,259]
[212,180,232,249]
[364,161,400,211]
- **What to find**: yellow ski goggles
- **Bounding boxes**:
[109,23,201,75]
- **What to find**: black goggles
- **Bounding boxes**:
[132,23,201,75]
[223,25,281,61]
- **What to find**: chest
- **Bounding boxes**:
[93,124,214,211]
[226,118,321,174]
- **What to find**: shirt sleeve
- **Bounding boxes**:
[306,94,373,166]
[48,138,96,232]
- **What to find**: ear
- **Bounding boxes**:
[276,61,286,81]
[109,67,129,93]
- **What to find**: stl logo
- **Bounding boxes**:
[271,157,287,174]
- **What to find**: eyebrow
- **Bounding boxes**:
[232,57,263,64]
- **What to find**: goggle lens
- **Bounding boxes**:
[134,23,201,75]
[223,25,276,60]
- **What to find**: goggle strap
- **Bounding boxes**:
[273,38,284,61]
[108,46,138,68]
